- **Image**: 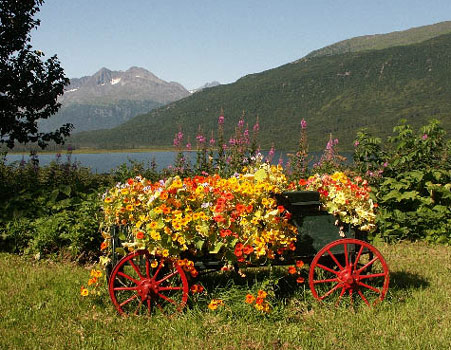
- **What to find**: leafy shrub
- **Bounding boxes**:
[354,120,450,243]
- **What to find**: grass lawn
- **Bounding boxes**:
[0,242,450,350]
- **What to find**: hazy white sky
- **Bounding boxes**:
[31,0,451,89]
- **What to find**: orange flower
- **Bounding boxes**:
[190,269,199,278]
[100,241,108,250]
[127,178,134,185]
[257,290,267,299]
[277,205,285,213]
[296,276,305,284]
[136,231,144,239]
[88,277,97,286]
[296,260,304,268]
[245,294,255,304]
[288,266,297,274]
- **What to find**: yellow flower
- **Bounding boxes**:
[80,288,89,296]
[150,260,158,268]
[162,249,169,257]
[208,299,224,311]
[177,236,186,245]
[150,230,161,240]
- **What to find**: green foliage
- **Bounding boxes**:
[354,120,450,243]
[0,151,110,258]
[0,0,72,148]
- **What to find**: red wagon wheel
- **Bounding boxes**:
[309,238,389,307]
[108,250,189,316]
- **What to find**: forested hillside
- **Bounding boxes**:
[70,33,451,151]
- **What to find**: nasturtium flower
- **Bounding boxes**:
[80,287,89,296]
[208,299,224,310]
[288,266,297,274]
[245,294,256,304]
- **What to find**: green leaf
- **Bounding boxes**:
[209,242,224,254]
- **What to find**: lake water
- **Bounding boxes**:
[5,150,352,174]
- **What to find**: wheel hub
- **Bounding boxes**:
[338,265,359,288]
[137,279,158,300]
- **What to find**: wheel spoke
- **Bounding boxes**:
[357,256,379,273]
[146,259,150,279]
[113,286,139,291]
[357,281,381,294]
[118,271,139,284]
[119,294,138,307]
[353,244,365,270]
[128,259,144,279]
[313,277,339,284]
[158,286,183,291]
[156,271,178,285]
[335,287,346,307]
[358,272,387,280]
[327,249,344,271]
[152,259,165,279]
[147,299,152,316]
[316,263,340,275]
[344,242,349,267]
[134,299,144,315]
[157,293,177,305]
[357,289,370,306]
[319,283,341,300]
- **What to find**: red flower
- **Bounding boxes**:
[296,260,304,268]
[296,276,305,284]
[234,243,244,257]
[288,266,297,274]
[289,242,296,251]
[246,204,253,213]
[136,231,144,239]
[277,205,285,213]
[100,242,108,250]
[236,203,246,213]
[213,215,225,223]
[243,245,254,255]
[299,179,307,186]
[224,192,234,200]
[127,178,134,185]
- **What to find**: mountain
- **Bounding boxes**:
[70,25,451,151]
[189,81,221,94]
[306,21,451,58]
[39,67,190,132]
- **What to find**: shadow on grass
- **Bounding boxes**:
[195,266,307,300]
[388,270,429,291]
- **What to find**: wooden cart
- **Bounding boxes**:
[107,191,389,315]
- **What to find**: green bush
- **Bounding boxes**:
[354,119,450,243]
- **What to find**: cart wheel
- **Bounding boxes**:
[309,238,389,307]
[108,250,189,316]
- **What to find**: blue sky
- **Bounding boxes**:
[31,0,451,90]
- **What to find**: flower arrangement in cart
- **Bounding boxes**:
[98,161,300,268]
